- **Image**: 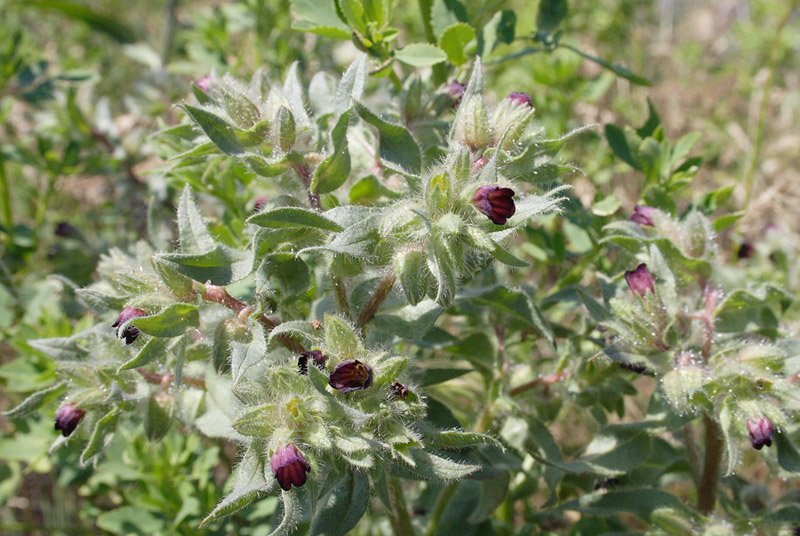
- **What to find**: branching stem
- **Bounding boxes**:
[355,270,396,331]
[331,274,352,320]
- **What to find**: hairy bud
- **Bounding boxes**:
[629,205,657,227]
[491,92,534,148]
[746,416,773,450]
[453,96,489,149]
[272,105,296,152]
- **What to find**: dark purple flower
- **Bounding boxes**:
[298,350,328,375]
[112,307,148,345]
[507,91,532,108]
[625,263,655,296]
[473,185,516,225]
[54,222,79,238]
[389,381,409,400]
[444,80,466,106]
[253,197,267,212]
[55,403,85,437]
[737,243,754,260]
[629,205,657,227]
[747,416,773,450]
[195,76,214,93]
[271,444,311,491]
[328,360,373,393]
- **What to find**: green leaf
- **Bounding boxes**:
[349,175,404,203]
[200,446,269,526]
[231,324,267,385]
[372,300,443,339]
[776,432,800,475]
[267,321,320,349]
[460,286,553,342]
[438,23,475,66]
[291,0,350,38]
[156,246,254,286]
[248,207,343,232]
[22,0,136,43]
[591,194,622,217]
[310,470,370,536]
[80,408,120,465]
[428,430,502,450]
[256,254,311,297]
[414,367,471,387]
[4,381,66,419]
[97,507,163,533]
[604,124,640,171]
[177,186,215,254]
[324,314,361,359]
[75,288,128,312]
[311,110,352,194]
[478,9,515,57]
[395,43,448,67]
[536,0,567,34]
[431,0,468,39]
[354,101,421,175]
[712,211,744,232]
[336,55,367,117]
[145,394,174,442]
[180,104,245,155]
[395,449,481,481]
[555,488,688,521]
[269,491,302,536]
[117,336,181,372]
[130,304,199,338]
[468,473,510,523]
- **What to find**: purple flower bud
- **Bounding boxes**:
[746,416,773,450]
[389,381,409,400]
[472,185,516,225]
[271,444,311,491]
[629,205,657,227]
[195,76,214,93]
[444,80,466,106]
[625,263,655,296]
[253,197,267,213]
[55,403,85,437]
[507,91,533,108]
[298,350,328,375]
[112,307,148,345]
[328,360,373,393]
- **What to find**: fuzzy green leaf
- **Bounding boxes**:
[395,43,448,67]
[248,207,343,232]
[4,381,66,418]
[130,304,199,338]
[80,408,120,465]
[310,470,370,536]
[117,336,181,372]
[156,246,254,286]
[438,23,474,66]
[180,103,244,155]
[311,110,352,194]
[354,101,421,175]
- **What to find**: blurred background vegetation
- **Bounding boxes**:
[0,0,798,533]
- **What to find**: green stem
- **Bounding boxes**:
[388,476,415,536]
[162,0,179,67]
[417,0,446,85]
[744,0,798,206]
[697,414,724,514]
[424,482,457,536]
[0,153,12,243]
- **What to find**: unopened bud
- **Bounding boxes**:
[55,403,85,437]
[112,307,148,344]
[393,248,429,306]
[490,92,534,148]
[662,366,703,412]
[629,205,657,227]
[272,106,296,152]
[453,96,489,149]
[681,210,715,259]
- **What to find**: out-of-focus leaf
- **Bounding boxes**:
[21,0,136,43]
[395,43,448,67]
[309,470,369,536]
[354,101,421,175]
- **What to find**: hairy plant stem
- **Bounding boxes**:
[697,414,724,514]
[331,274,352,320]
[683,422,701,482]
[292,163,321,211]
[424,482,457,536]
[388,476,415,536]
[201,284,305,353]
[355,270,396,330]
[744,0,798,206]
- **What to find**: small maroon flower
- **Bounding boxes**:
[271,444,311,491]
[389,381,409,400]
[298,350,328,375]
[54,403,85,437]
[746,416,773,450]
[444,80,466,106]
[54,222,79,238]
[507,91,533,108]
[112,307,148,345]
[625,263,655,296]
[737,243,754,260]
[629,205,657,227]
[253,197,267,212]
[473,185,516,225]
[195,75,214,93]
[328,360,373,393]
